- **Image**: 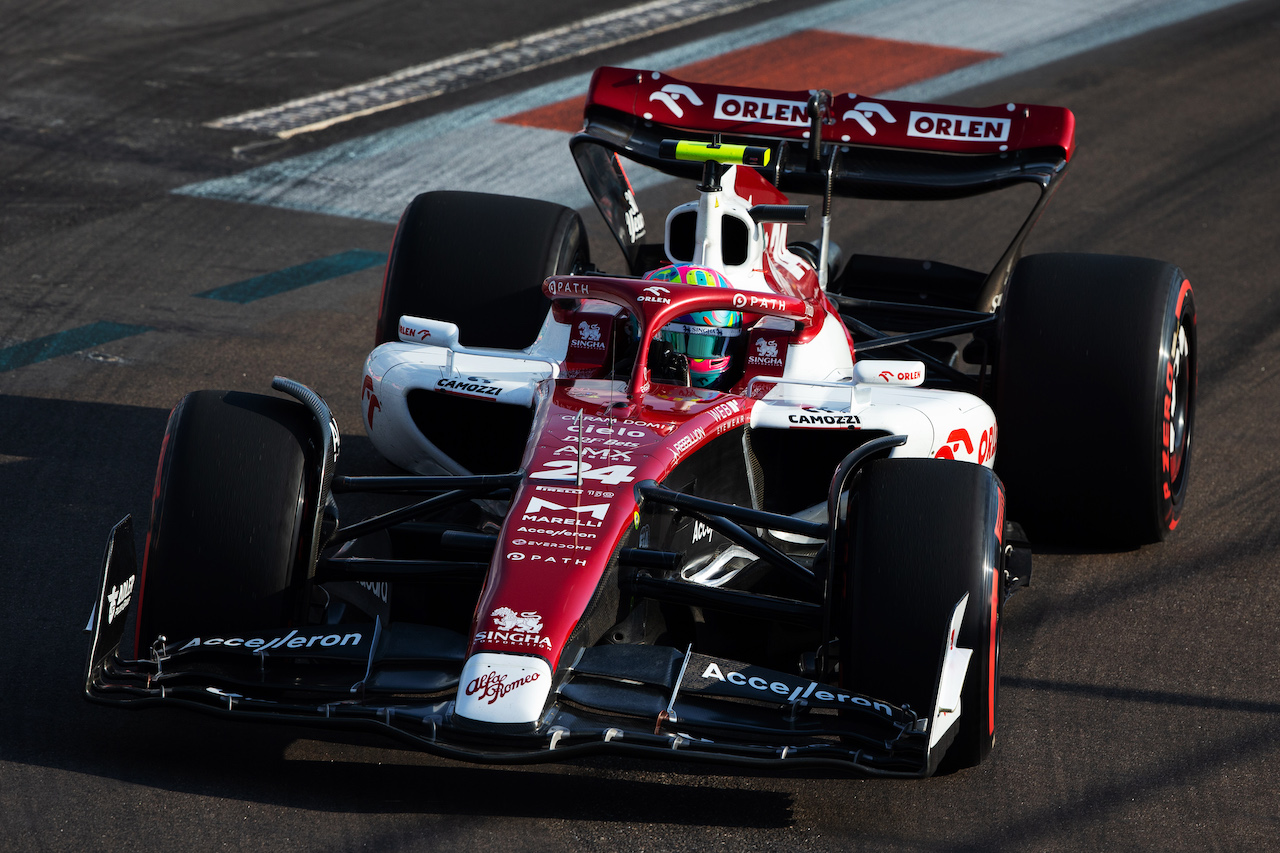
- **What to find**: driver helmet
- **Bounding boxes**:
[643,264,743,388]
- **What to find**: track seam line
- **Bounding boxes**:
[207,0,779,139]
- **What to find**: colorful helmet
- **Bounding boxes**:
[643,265,743,388]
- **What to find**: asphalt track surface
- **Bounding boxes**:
[2,1,1279,850]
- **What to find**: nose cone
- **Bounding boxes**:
[455,652,554,725]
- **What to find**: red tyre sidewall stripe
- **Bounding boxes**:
[375,210,407,345]
[989,481,1005,737]
[989,561,999,736]
[1175,278,1192,317]
[133,405,178,658]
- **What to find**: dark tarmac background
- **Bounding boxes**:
[1,0,1277,849]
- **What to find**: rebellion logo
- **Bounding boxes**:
[671,426,705,457]
[464,669,542,704]
[908,111,1010,143]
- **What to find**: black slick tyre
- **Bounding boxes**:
[996,253,1196,546]
[375,191,590,348]
[841,458,1004,773]
[134,391,319,655]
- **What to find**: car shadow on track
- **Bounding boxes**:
[14,710,799,825]
[0,393,795,826]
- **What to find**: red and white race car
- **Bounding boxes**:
[87,67,1196,776]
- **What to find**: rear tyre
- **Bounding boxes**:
[375,191,590,348]
[996,253,1196,546]
[134,391,319,654]
[841,458,1004,772]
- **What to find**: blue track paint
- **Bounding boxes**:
[0,322,151,373]
[196,249,386,303]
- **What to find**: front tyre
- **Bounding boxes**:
[841,458,1004,772]
[134,391,320,655]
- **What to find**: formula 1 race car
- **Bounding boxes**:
[86,66,1196,777]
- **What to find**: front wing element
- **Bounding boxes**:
[85,518,958,777]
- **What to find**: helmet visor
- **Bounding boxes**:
[660,323,740,359]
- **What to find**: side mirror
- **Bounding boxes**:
[749,204,809,224]
[397,316,460,349]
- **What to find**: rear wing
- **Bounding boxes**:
[570,67,1075,302]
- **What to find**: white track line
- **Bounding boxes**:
[208,0,777,138]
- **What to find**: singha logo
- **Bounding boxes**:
[491,607,543,634]
[748,336,784,368]
[578,321,601,342]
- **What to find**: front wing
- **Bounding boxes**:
[87,517,957,777]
